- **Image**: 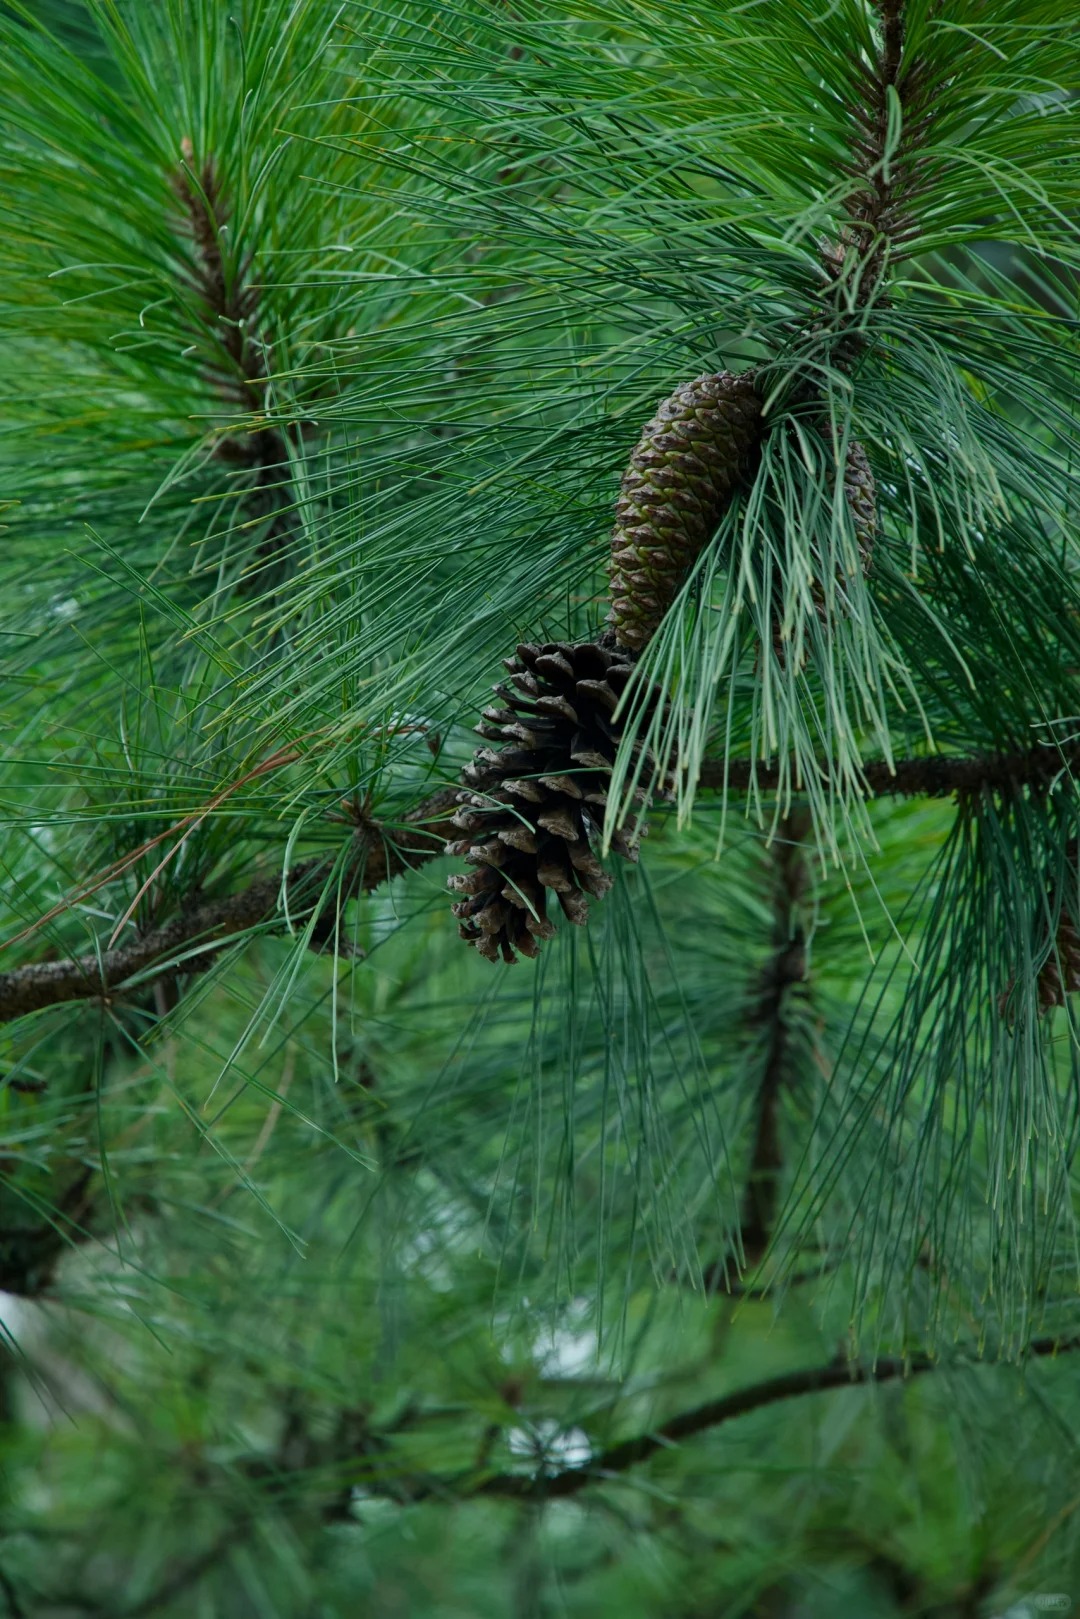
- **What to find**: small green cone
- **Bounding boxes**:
[608,371,763,652]
[842,437,876,576]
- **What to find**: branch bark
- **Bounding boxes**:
[172,142,301,573]
[696,739,1080,800]
[702,813,809,1293]
[831,0,922,305]
[463,1335,1079,1502]
[739,815,809,1258]
[309,1334,1078,1507]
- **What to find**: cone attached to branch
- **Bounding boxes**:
[811,434,878,613]
[769,433,877,665]
[608,371,763,652]
[448,640,667,963]
[1036,840,1080,1014]
[842,436,876,577]
[1038,915,1080,1013]
[453,369,762,961]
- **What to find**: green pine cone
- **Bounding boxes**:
[607,371,763,651]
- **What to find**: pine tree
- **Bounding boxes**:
[1,1,1079,1614]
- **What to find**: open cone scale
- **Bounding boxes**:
[447,640,666,962]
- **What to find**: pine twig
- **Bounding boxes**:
[172,141,297,567]
[173,141,264,414]
[217,1339,1080,1516]
[463,1336,1080,1503]
[831,0,923,301]
[0,791,457,1024]
[702,812,810,1292]
[4,738,1080,1024]
[739,813,809,1259]
[696,739,1080,801]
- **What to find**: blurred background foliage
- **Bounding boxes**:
[0,0,1079,1614]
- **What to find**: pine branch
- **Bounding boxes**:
[212,1338,1080,1518]
[0,790,457,1024]
[5,737,1079,1025]
[172,141,296,567]
[696,739,1080,800]
[463,1337,1080,1503]
[42,1338,1080,1598]
[703,812,810,1291]
[834,0,924,298]
[172,142,265,414]
[739,813,808,1257]
[851,0,908,222]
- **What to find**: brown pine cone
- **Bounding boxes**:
[448,640,667,963]
[608,371,763,652]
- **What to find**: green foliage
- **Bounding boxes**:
[0,0,1079,1613]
